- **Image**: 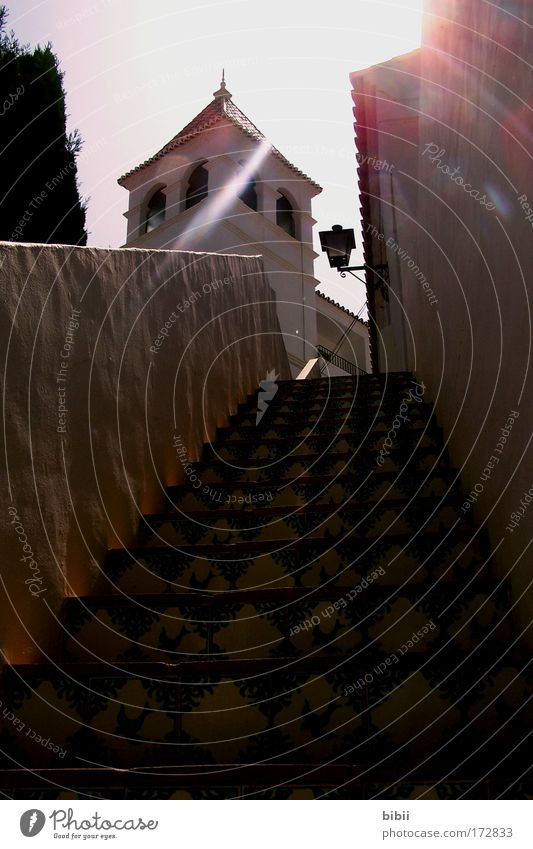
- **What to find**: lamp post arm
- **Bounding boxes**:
[339,264,388,276]
[339,263,390,301]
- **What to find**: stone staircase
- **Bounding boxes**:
[0,372,530,799]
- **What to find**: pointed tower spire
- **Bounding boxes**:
[213,69,232,102]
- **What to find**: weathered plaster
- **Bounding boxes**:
[1,243,289,662]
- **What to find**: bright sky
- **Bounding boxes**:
[10,0,423,313]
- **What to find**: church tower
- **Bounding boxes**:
[118,75,322,374]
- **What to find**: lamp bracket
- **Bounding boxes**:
[339,264,389,301]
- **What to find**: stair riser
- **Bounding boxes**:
[3,657,528,768]
[272,379,424,402]
[257,395,427,417]
[192,449,445,484]
[251,394,428,418]
[106,535,488,594]
[3,780,531,800]
[234,402,432,428]
[220,421,436,443]
[209,430,438,462]
[168,474,457,513]
[211,437,437,463]
[235,403,430,430]
[62,584,513,662]
[142,503,460,547]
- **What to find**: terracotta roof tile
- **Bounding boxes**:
[118,97,321,190]
[316,289,368,325]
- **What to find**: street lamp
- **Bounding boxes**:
[319,225,388,290]
[318,224,355,269]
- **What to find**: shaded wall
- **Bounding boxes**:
[351,50,422,373]
[315,293,370,373]
[353,0,532,643]
[1,243,289,662]
[414,0,533,642]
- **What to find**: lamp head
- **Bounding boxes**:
[319,225,356,270]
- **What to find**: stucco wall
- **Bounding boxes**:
[1,243,289,663]
[414,0,533,642]
[353,1,532,643]
[315,293,370,373]
[351,50,422,373]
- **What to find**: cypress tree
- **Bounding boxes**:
[0,5,87,244]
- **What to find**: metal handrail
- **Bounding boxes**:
[317,345,367,376]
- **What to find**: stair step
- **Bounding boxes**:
[2,650,529,769]
[230,418,425,439]
[140,498,461,547]
[230,401,432,428]
[105,528,490,593]
[191,446,447,483]
[168,475,458,515]
[218,420,436,443]
[61,579,513,663]
[271,373,422,399]
[206,428,438,463]
[193,375,431,444]
[3,764,527,799]
[167,468,459,513]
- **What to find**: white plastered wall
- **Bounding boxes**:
[1,243,289,662]
[120,126,321,374]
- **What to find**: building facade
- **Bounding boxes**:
[315,291,370,375]
[119,76,369,376]
[351,0,533,642]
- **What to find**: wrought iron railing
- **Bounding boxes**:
[317,345,367,376]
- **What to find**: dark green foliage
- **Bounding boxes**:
[0,5,87,244]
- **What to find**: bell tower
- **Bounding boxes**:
[118,76,322,375]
